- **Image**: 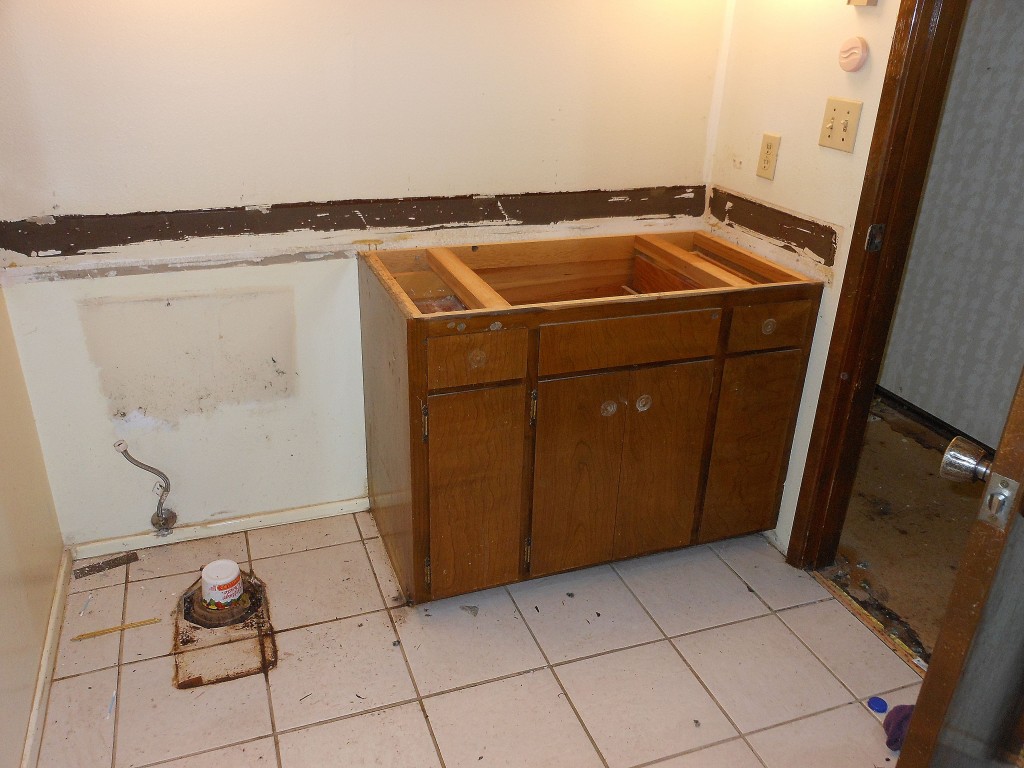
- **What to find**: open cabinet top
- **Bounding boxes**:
[362,230,819,317]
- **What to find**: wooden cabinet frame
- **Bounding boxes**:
[359,231,822,603]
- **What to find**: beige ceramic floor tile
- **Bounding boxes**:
[355,510,379,539]
[269,612,416,730]
[864,682,921,721]
[129,533,249,581]
[780,599,922,698]
[424,669,604,768]
[122,572,195,663]
[555,641,736,768]
[115,655,272,768]
[507,565,661,663]
[278,702,440,767]
[154,739,278,767]
[366,537,407,607]
[252,542,383,630]
[748,703,896,768]
[70,552,129,593]
[655,739,765,768]
[615,546,769,636]
[674,615,851,733]
[55,584,124,679]
[37,667,117,768]
[710,535,829,610]
[394,587,545,695]
[247,516,360,560]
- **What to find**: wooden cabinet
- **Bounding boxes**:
[359,230,822,603]
[531,361,714,575]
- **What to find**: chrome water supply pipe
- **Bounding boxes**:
[114,441,177,534]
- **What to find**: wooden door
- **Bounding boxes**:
[613,361,714,559]
[901,367,1024,767]
[700,349,804,542]
[427,384,528,599]
[531,370,630,576]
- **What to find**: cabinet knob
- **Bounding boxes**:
[467,349,487,369]
[600,401,618,417]
[761,318,778,335]
[635,394,653,412]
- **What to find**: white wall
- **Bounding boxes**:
[0,289,64,768]
[708,0,901,549]
[0,1,912,553]
[4,258,367,544]
[0,1,726,219]
[879,1,1024,448]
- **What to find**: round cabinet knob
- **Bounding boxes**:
[600,401,618,417]
[761,318,778,335]
[635,394,653,412]
[467,349,487,369]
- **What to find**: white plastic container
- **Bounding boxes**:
[201,559,243,609]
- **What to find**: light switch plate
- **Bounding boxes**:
[819,97,863,153]
[848,0,878,5]
[757,133,781,180]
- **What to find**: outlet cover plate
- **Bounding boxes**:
[819,97,863,153]
[757,133,781,180]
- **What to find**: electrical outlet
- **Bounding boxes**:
[819,97,863,153]
[757,133,781,180]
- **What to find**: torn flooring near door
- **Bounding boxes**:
[820,395,984,659]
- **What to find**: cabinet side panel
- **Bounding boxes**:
[359,259,415,600]
[614,360,714,559]
[700,349,805,543]
[531,371,630,575]
[428,385,528,599]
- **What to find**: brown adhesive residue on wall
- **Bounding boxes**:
[708,188,838,266]
[0,186,706,258]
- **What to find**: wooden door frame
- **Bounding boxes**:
[786,0,972,570]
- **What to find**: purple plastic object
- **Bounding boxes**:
[884,705,915,751]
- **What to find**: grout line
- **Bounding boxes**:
[608,564,768,768]
[130,735,278,768]
[109,554,130,768]
[503,585,612,768]
[627,736,754,768]
[248,536,365,566]
[360,536,448,768]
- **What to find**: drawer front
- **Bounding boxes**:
[727,300,813,353]
[538,309,720,376]
[427,329,529,390]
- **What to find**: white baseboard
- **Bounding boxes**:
[20,549,72,768]
[71,496,369,560]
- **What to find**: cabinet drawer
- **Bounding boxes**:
[538,309,720,376]
[727,300,813,353]
[427,329,529,390]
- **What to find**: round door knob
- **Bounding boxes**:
[635,394,653,412]
[761,318,778,335]
[600,401,618,417]
[940,436,991,483]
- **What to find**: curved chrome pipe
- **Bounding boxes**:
[114,441,177,534]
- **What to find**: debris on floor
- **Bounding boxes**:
[72,551,138,579]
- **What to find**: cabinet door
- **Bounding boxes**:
[531,371,630,576]
[613,361,714,559]
[700,349,805,542]
[428,384,528,599]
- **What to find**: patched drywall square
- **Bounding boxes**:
[80,288,296,426]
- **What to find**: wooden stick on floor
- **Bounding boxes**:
[71,617,161,642]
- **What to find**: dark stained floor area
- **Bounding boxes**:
[820,396,984,660]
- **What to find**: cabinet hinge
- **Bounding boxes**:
[424,556,431,586]
[524,537,532,570]
[529,389,538,426]
[421,404,429,442]
[865,223,885,253]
